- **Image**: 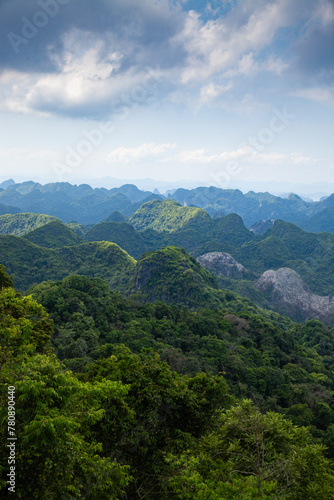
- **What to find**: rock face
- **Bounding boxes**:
[256,268,334,324]
[249,219,275,235]
[196,252,246,279]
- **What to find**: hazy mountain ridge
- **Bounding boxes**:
[2,180,334,231]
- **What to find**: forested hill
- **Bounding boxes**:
[1,180,334,231]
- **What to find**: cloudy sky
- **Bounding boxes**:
[0,0,333,193]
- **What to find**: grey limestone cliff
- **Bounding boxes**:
[256,268,334,324]
[196,252,246,279]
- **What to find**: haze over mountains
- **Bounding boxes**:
[1,179,334,232]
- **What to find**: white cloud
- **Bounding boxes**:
[199,81,233,103]
[314,0,334,25]
[289,87,334,104]
[168,146,321,169]
[107,143,176,162]
[0,0,332,119]
[175,146,260,164]
[0,147,57,161]
[0,29,163,117]
[172,0,298,85]
[178,148,218,163]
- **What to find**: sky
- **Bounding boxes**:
[0,0,333,195]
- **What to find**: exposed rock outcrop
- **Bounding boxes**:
[256,267,334,324]
[196,252,246,279]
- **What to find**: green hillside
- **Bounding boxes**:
[0,212,59,236]
[0,235,136,291]
[65,221,90,236]
[128,199,212,232]
[105,210,126,222]
[24,220,83,248]
[300,206,334,233]
[84,221,163,259]
[128,246,291,328]
[236,220,334,295]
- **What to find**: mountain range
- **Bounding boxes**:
[2,180,334,232]
[1,188,334,325]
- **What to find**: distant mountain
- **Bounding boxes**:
[105,211,126,222]
[0,179,15,189]
[0,181,163,224]
[234,220,334,295]
[0,203,21,216]
[3,211,334,324]
[128,199,211,232]
[127,200,253,253]
[169,187,314,226]
[195,249,334,325]
[2,180,334,233]
[0,213,58,236]
[299,206,334,233]
[23,220,83,248]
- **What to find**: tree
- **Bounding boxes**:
[0,354,131,499]
[167,400,334,499]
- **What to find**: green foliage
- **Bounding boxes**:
[167,400,334,499]
[0,265,13,289]
[65,221,90,236]
[0,213,59,236]
[0,287,52,369]
[0,354,131,499]
[129,247,292,328]
[86,346,231,498]
[29,273,334,446]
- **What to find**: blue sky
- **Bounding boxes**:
[0,0,333,194]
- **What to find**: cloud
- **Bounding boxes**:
[167,146,320,169]
[289,87,334,104]
[107,143,176,162]
[0,146,57,161]
[171,0,306,85]
[0,0,333,119]
[173,146,256,164]
[0,28,165,118]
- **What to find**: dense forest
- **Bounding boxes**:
[2,264,334,498]
[2,181,334,498]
